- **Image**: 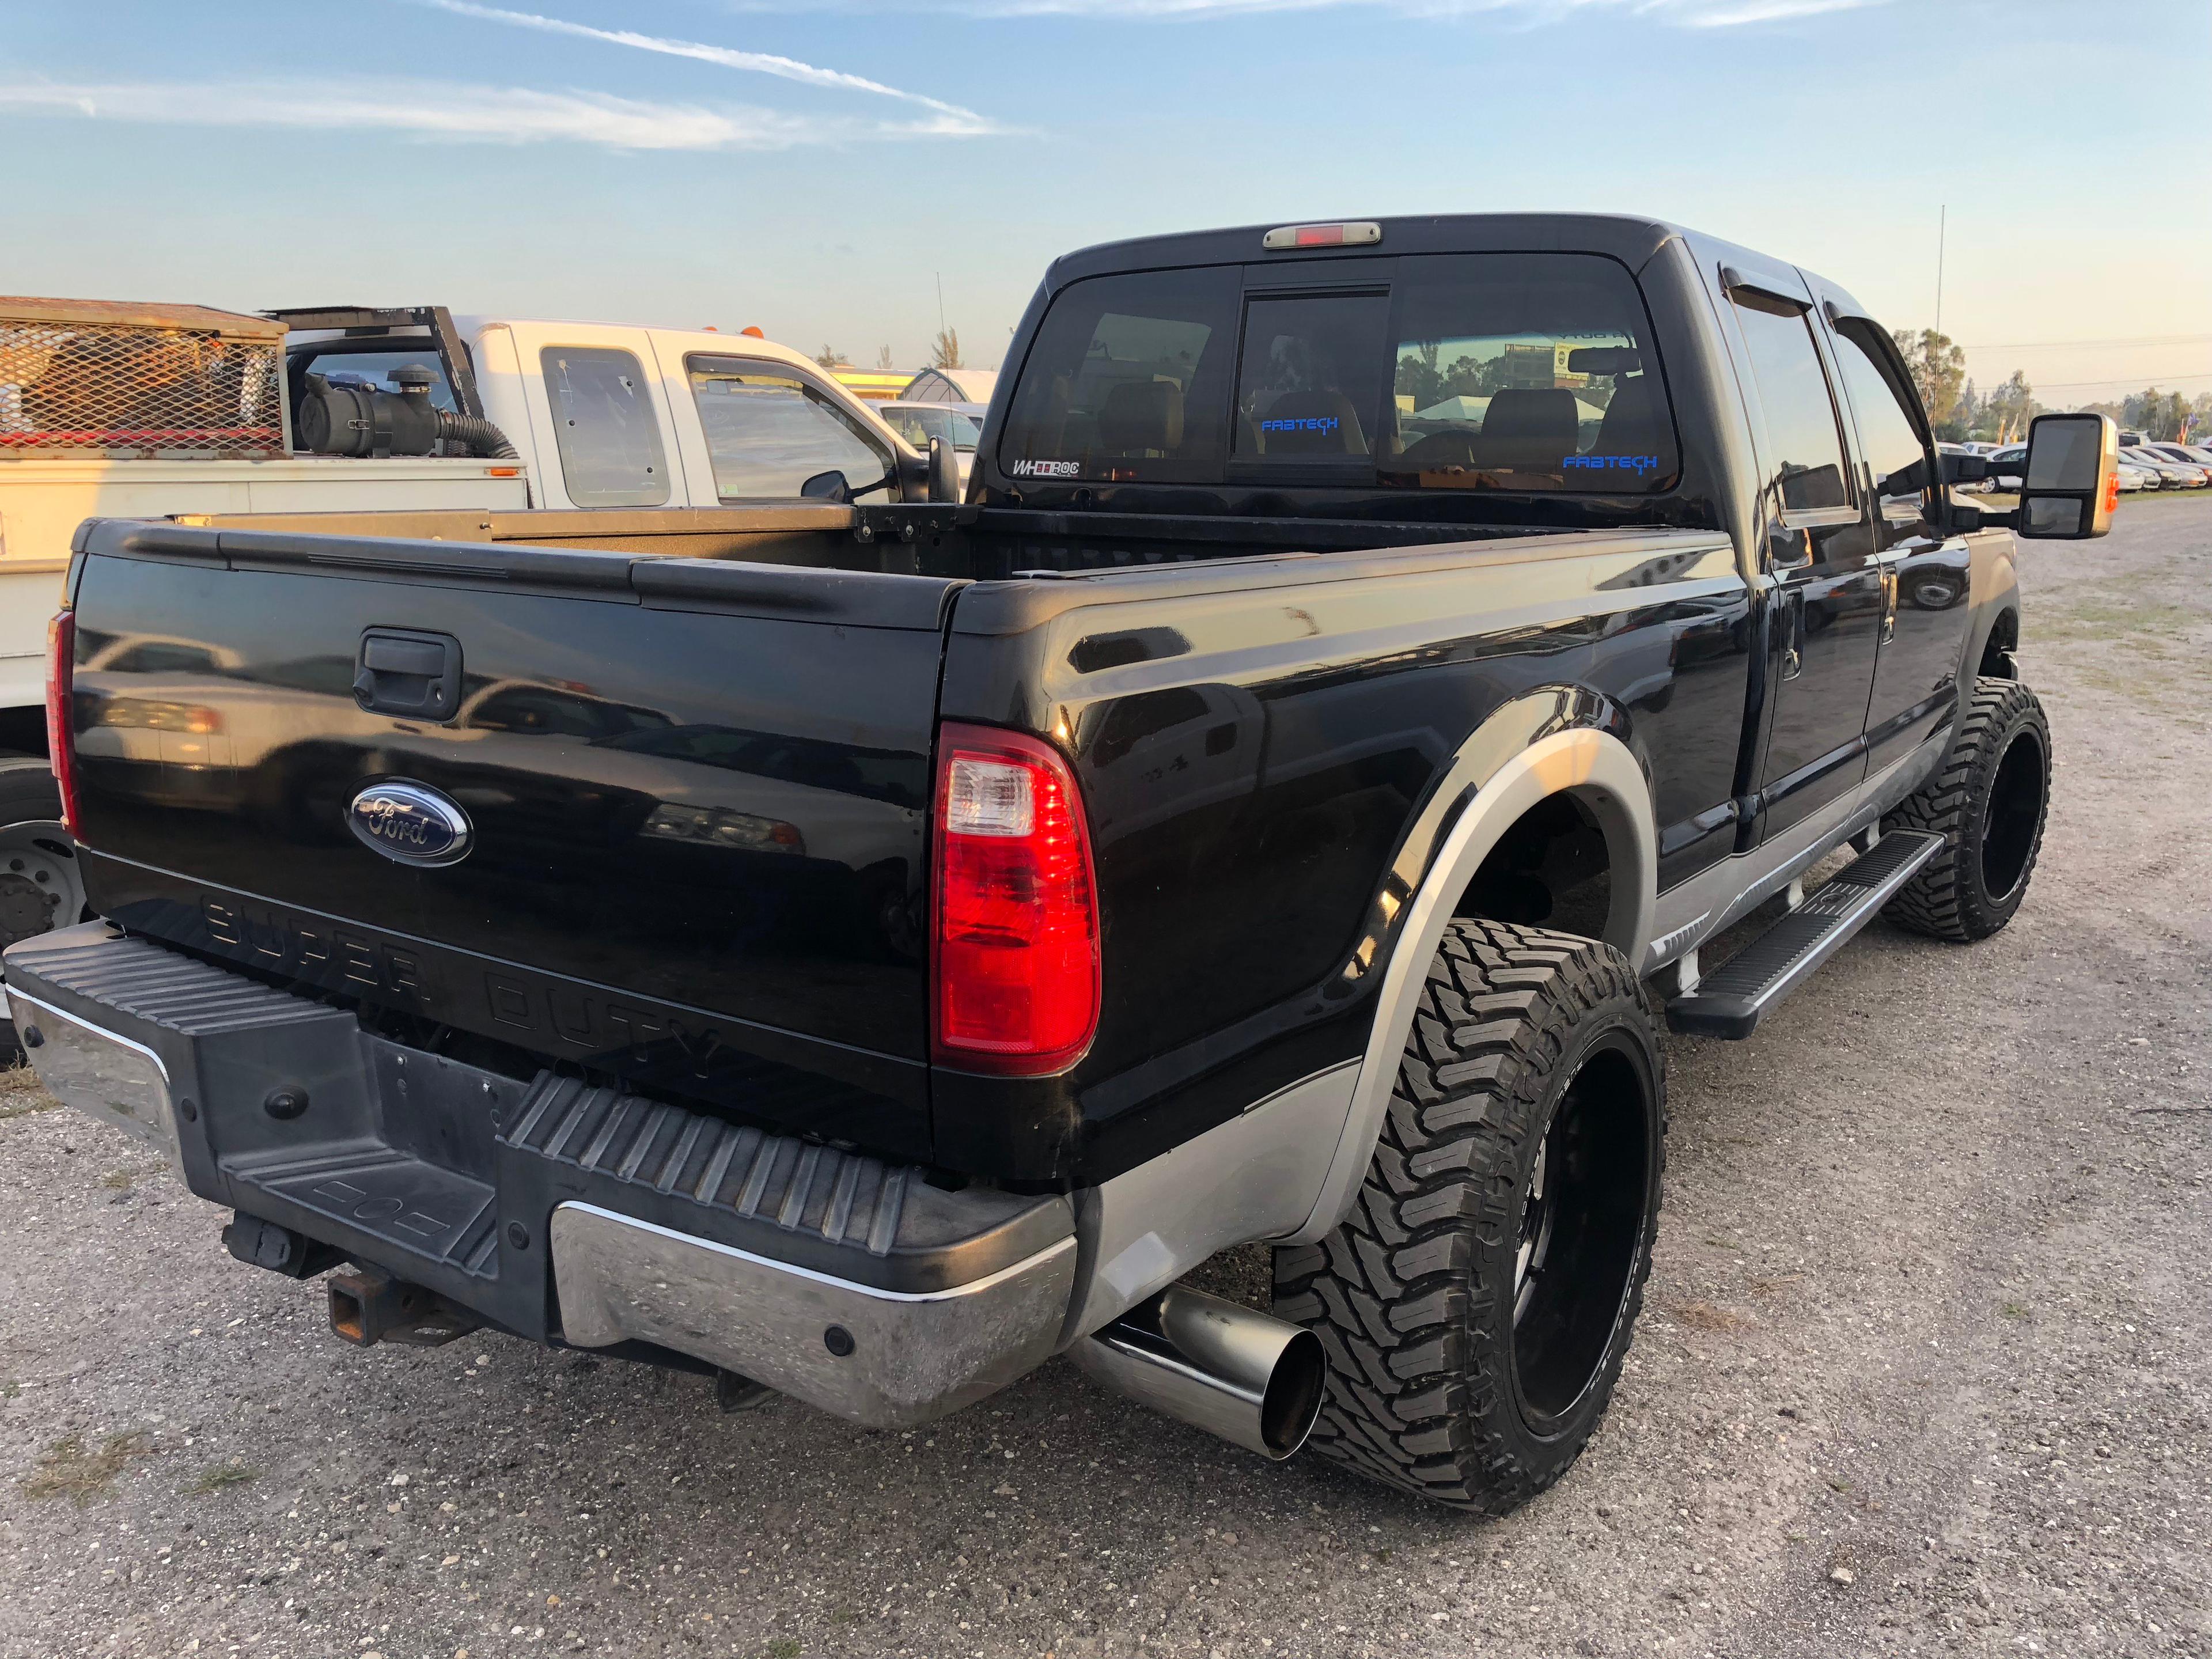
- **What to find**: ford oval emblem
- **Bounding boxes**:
[346,779,473,868]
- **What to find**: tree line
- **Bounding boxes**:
[813,331,965,374]
[1893,328,2207,444]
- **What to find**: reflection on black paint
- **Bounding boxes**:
[67,559,941,1085]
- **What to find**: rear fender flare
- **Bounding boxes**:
[1281,717,1656,1244]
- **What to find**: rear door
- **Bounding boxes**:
[512,324,688,510]
[1718,265,1882,839]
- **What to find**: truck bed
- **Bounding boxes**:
[57,503,1746,1183]
[173,500,1558,580]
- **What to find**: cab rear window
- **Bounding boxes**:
[998,253,1678,493]
[1385,255,1677,492]
[997,267,1240,483]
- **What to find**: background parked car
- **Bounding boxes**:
[1988,444,2150,494]
[877,400,982,491]
[903,366,998,406]
[827,367,915,404]
[2144,442,2212,470]
[2123,445,2209,487]
[1937,441,1997,492]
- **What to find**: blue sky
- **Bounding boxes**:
[5,0,2207,400]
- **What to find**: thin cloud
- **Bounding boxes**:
[419,0,997,128]
[758,0,1884,19]
[1662,0,1875,22]
[0,79,993,149]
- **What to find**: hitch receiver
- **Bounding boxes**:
[328,1266,484,1348]
[224,1212,345,1281]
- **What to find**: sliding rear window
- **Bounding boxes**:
[1383,253,1677,492]
[1000,254,1676,493]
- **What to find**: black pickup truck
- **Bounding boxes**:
[6,214,2120,1514]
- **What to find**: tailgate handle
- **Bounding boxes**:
[355,628,463,721]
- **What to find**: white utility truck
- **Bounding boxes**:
[0,297,935,1044]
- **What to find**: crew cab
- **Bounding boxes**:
[6,215,2119,1513]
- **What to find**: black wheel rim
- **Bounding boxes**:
[1509,1032,1654,1434]
[1980,726,2046,903]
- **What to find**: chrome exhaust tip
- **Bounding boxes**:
[1071,1285,1326,1461]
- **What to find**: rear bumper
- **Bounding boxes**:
[5,982,182,1167]
[3,922,1075,1428]
[550,1203,1073,1427]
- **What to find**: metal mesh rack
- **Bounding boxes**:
[0,297,287,457]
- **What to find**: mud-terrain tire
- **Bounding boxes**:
[1881,677,2051,942]
[1273,921,1665,1513]
[1,755,88,1060]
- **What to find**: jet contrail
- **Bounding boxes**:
[418,0,995,127]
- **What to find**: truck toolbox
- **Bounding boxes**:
[4,921,1076,1427]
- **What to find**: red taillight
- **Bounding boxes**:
[45,609,79,836]
[931,722,1100,1075]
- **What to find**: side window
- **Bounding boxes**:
[1833,325,1934,515]
[685,357,892,501]
[540,347,669,507]
[1729,294,1852,513]
[997,266,1241,482]
[883,407,949,450]
[1233,292,1391,461]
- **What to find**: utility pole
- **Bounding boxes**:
[935,272,948,340]
[1935,205,1946,336]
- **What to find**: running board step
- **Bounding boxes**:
[1665,830,1944,1040]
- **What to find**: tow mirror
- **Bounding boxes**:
[926,435,961,504]
[2014,412,2118,540]
[800,469,851,503]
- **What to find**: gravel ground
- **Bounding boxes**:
[2,498,2207,1659]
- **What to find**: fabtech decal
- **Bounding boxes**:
[1009,459,1081,478]
[1564,454,1662,474]
[1261,416,1340,435]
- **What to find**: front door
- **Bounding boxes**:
[1726,277,1883,838]
[1827,318,1973,774]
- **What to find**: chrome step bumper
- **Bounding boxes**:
[5,983,181,1167]
[553,1203,1073,1427]
[3,922,1076,1428]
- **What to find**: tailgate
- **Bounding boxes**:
[65,521,959,1156]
